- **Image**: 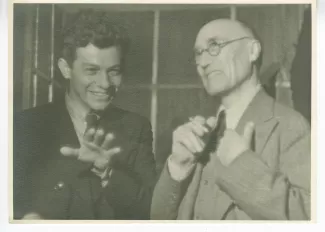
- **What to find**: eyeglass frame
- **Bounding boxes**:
[194,36,252,64]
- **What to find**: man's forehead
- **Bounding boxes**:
[195,19,249,46]
[75,44,121,65]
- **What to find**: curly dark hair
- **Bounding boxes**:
[61,9,130,67]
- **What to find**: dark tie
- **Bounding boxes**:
[85,111,100,132]
[199,110,226,165]
[215,110,227,147]
[84,111,115,219]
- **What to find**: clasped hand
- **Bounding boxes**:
[170,115,255,168]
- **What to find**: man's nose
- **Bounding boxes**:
[198,51,213,70]
[97,71,111,89]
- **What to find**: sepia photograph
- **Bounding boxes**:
[10,0,314,222]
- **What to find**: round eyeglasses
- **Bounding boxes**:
[194,36,252,64]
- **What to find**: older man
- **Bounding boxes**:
[151,19,311,220]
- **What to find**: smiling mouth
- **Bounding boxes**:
[89,91,109,97]
[207,70,223,77]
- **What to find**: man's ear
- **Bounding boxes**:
[248,40,261,63]
[58,58,71,80]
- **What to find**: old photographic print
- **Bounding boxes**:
[10,0,314,222]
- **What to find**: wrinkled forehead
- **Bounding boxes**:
[194,20,250,48]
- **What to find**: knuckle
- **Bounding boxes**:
[194,115,204,120]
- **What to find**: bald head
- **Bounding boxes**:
[196,19,256,45]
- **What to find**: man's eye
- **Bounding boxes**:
[209,41,220,49]
[194,50,203,57]
[85,68,98,75]
[107,69,121,77]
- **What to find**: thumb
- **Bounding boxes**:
[206,116,218,129]
[243,122,255,145]
[60,146,79,157]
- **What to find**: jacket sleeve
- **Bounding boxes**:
[215,115,311,220]
[103,119,157,219]
[150,162,191,220]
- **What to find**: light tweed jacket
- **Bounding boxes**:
[151,90,311,220]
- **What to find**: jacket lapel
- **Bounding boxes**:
[216,90,279,220]
[235,89,278,155]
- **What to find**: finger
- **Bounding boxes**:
[178,127,204,152]
[206,116,218,129]
[93,129,105,146]
[189,120,209,135]
[84,128,96,142]
[103,147,121,159]
[186,132,204,152]
[179,130,203,153]
[191,115,206,124]
[179,137,197,154]
[101,133,115,150]
[60,146,79,157]
[243,122,255,145]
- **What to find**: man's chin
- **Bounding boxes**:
[205,87,224,97]
[89,100,112,111]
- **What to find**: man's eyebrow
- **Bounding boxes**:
[194,36,229,51]
[82,62,100,68]
[107,64,121,70]
[207,36,227,43]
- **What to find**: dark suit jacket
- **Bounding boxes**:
[13,99,157,220]
[151,90,311,220]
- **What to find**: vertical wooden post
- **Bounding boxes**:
[32,5,39,108]
[151,10,160,155]
[22,5,36,109]
[49,4,55,103]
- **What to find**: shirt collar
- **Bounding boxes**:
[65,93,90,123]
[217,84,261,130]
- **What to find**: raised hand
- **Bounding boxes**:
[170,116,216,168]
[217,121,255,166]
[60,127,121,171]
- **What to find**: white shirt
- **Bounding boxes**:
[218,84,261,130]
[168,84,261,181]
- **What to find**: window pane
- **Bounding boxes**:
[112,88,151,120]
[37,4,53,78]
[237,5,301,75]
[105,12,154,85]
[36,76,49,106]
[158,8,230,84]
[13,4,28,112]
[237,4,302,106]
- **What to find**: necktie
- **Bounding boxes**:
[85,111,100,130]
[85,111,115,219]
[215,110,226,148]
[199,110,226,165]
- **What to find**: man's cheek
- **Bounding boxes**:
[111,76,122,87]
[227,54,240,84]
